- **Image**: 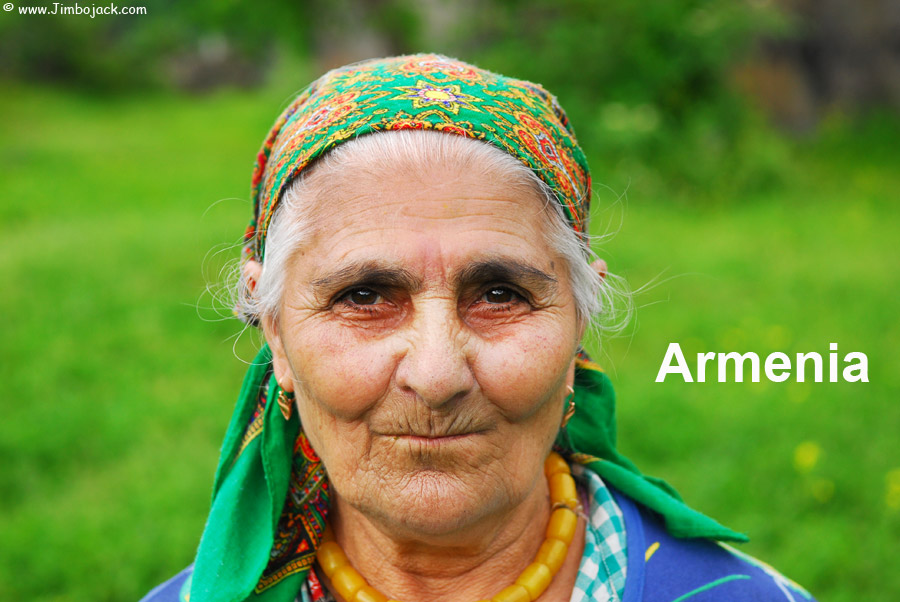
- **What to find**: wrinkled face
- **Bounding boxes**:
[263,151,580,538]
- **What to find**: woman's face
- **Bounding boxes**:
[262,151,580,538]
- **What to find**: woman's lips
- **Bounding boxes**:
[378,432,487,446]
[397,434,471,442]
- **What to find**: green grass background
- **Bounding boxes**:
[1,78,897,601]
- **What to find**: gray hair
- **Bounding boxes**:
[236,130,630,336]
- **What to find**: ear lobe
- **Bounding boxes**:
[260,313,296,394]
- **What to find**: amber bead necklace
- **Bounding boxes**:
[315,451,580,602]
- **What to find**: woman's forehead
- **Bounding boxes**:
[293,134,549,238]
[274,132,569,291]
[298,171,559,280]
[312,163,544,221]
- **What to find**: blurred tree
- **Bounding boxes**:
[0,0,311,91]
[0,0,790,195]
[455,0,790,196]
[736,0,900,131]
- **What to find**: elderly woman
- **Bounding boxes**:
[143,55,814,602]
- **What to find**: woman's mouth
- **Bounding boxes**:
[378,431,489,448]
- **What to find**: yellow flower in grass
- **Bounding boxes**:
[793,441,821,474]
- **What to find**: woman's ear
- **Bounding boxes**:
[244,260,295,393]
[242,259,262,295]
[590,258,607,280]
[566,358,576,390]
[576,257,609,339]
[261,316,296,394]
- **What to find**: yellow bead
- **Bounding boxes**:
[515,562,553,600]
[354,585,389,602]
[332,565,367,599]
[546,508,577,545]
[548,472,578,510]
[544,452,570,478]
[491,584,531,602]
[316,541,348,578]
[535,538,568,573]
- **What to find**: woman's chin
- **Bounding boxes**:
[353,467,513,539]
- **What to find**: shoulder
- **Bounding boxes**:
[139,565,193,602]
[615,490,816,602]
[640,526,815,601]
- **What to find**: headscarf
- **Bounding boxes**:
[243,54,591,266]
[190,54,746,602]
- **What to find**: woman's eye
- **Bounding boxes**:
[343,288,382,306]
[483,287,517,304]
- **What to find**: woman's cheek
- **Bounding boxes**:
[291,323,398,420]
[473,322,573,420]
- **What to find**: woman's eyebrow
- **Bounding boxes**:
[310,258,557,297]
[454,259,558,295]
[310,261,422,294]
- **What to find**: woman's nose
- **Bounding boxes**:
[394,299,475,408]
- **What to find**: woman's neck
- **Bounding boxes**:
[322,479,586,602]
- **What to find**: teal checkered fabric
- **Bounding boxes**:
[571,463,628,602]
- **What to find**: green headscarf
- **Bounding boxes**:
[190,54,747,602]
